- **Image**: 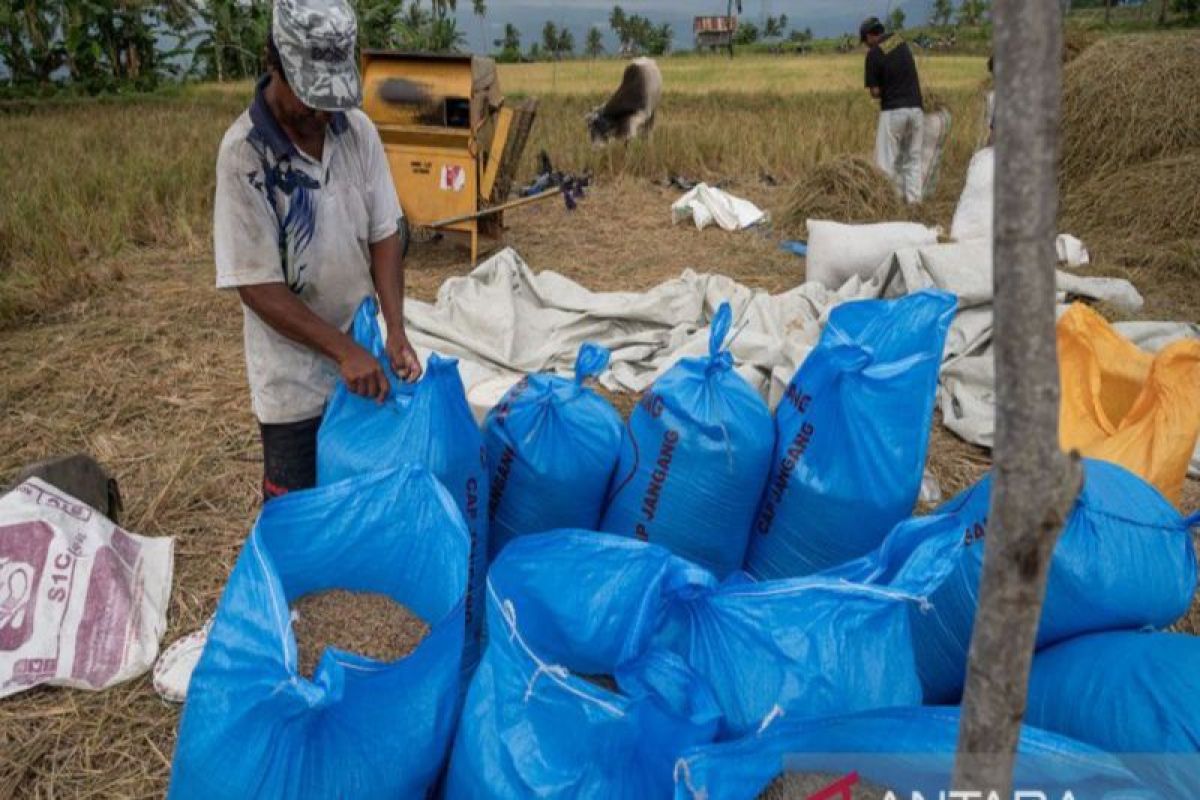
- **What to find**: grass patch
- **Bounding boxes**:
[0,67,987,328]
[499,52,987,97]
[0,93,246,324]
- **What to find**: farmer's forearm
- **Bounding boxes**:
[237,282,356,363]
[369,232,407,335]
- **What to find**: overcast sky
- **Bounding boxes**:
[455,0,936,52]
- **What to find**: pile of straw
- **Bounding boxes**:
[1063,154,1200,251]
[1059,33,1200,300]
[1062,27,1099,64]
[780,156,904,235]
[1060,34,1200,184]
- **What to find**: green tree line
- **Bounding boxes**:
[0,0,489,91]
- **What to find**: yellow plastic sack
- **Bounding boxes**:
[1058,303,1200,505]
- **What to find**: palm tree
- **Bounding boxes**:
[585,26,604,59]
[609,5,629,52]
[557,27,575,57]
[652,22,673,55]
[352,0,405,49]
[541,20,559,59]
[428,16,466,51]
[395,3,429,48]
[471,0,486,53]
[957,0,990,27]
[430,0,456,20]
[930,0,953,27]
[494,22,520,52]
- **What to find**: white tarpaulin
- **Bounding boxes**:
[670,184,766,231]
[399,247,1199,471]
[950,146,1092,268]
[0,479,173,699]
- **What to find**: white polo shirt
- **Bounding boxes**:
[213,77,402,424]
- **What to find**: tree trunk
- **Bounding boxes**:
[1159,0,1170,25]
[953,0,1083,794]
[1105,0,1112,25]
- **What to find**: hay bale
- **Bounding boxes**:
[781,156,904,236]
[1063,153,1200,245]
[758,772,893,799]
[292,590,429,677]
[1061,33,1200,183]
[1062,26,1099,64]
[1062,153,1200,283]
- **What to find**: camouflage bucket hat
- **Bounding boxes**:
[273,0,361,111]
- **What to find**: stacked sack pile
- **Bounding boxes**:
[168,292,1200,799]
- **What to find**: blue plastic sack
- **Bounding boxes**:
[317,297,488,676]
[600,302,774,576]
[483,343,623,560]
[841,459,1197,703]
[744,289,956,579]
[673,706,1152,800]
[168,466,469,800]
[1028,630,1200,798]
[655,535,947,738]
[444,531,722,799]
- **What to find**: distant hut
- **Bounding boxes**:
[694,16,737,56]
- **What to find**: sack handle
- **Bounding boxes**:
[1185,511,1200,530]
[573,342,611,385]
[708,301,733,359]
[351,296,385,360]
[825,342,874,373]
[705,301,738,374]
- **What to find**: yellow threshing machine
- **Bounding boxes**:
[360,51,538,263]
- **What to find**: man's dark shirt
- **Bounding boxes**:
[865,34,923,111]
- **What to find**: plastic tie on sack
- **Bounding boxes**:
[573,341,610,385]
[756,704,786,735]
[706,302,736,374]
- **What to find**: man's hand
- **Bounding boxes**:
[338,343,389,402]
[386,333,423,382]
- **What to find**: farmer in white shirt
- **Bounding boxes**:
[213,0,421,501]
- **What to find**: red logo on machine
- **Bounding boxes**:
[439,164,466,192]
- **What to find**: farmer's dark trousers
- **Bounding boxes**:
[259,416,321,503]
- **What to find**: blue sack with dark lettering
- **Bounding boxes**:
[600,302,773,577]
[1028,629,1200,799]
[743,289,956,579]
[169,466,469,800]
[838,459,1197,703]
[672,706,1151,800]
[444,531,723,799]
[317,297,488,677]
[655,540,941,738]
[483,343,623,561]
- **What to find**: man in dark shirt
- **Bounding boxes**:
[861,16,925,203]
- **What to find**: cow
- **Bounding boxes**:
[585,57,662,146]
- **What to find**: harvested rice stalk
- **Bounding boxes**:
[781,156,904,236]
[1062,154,1200,246]
[292,590,429,678]
[1061,33,1200,183]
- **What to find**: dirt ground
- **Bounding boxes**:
[0,177,1196,797]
